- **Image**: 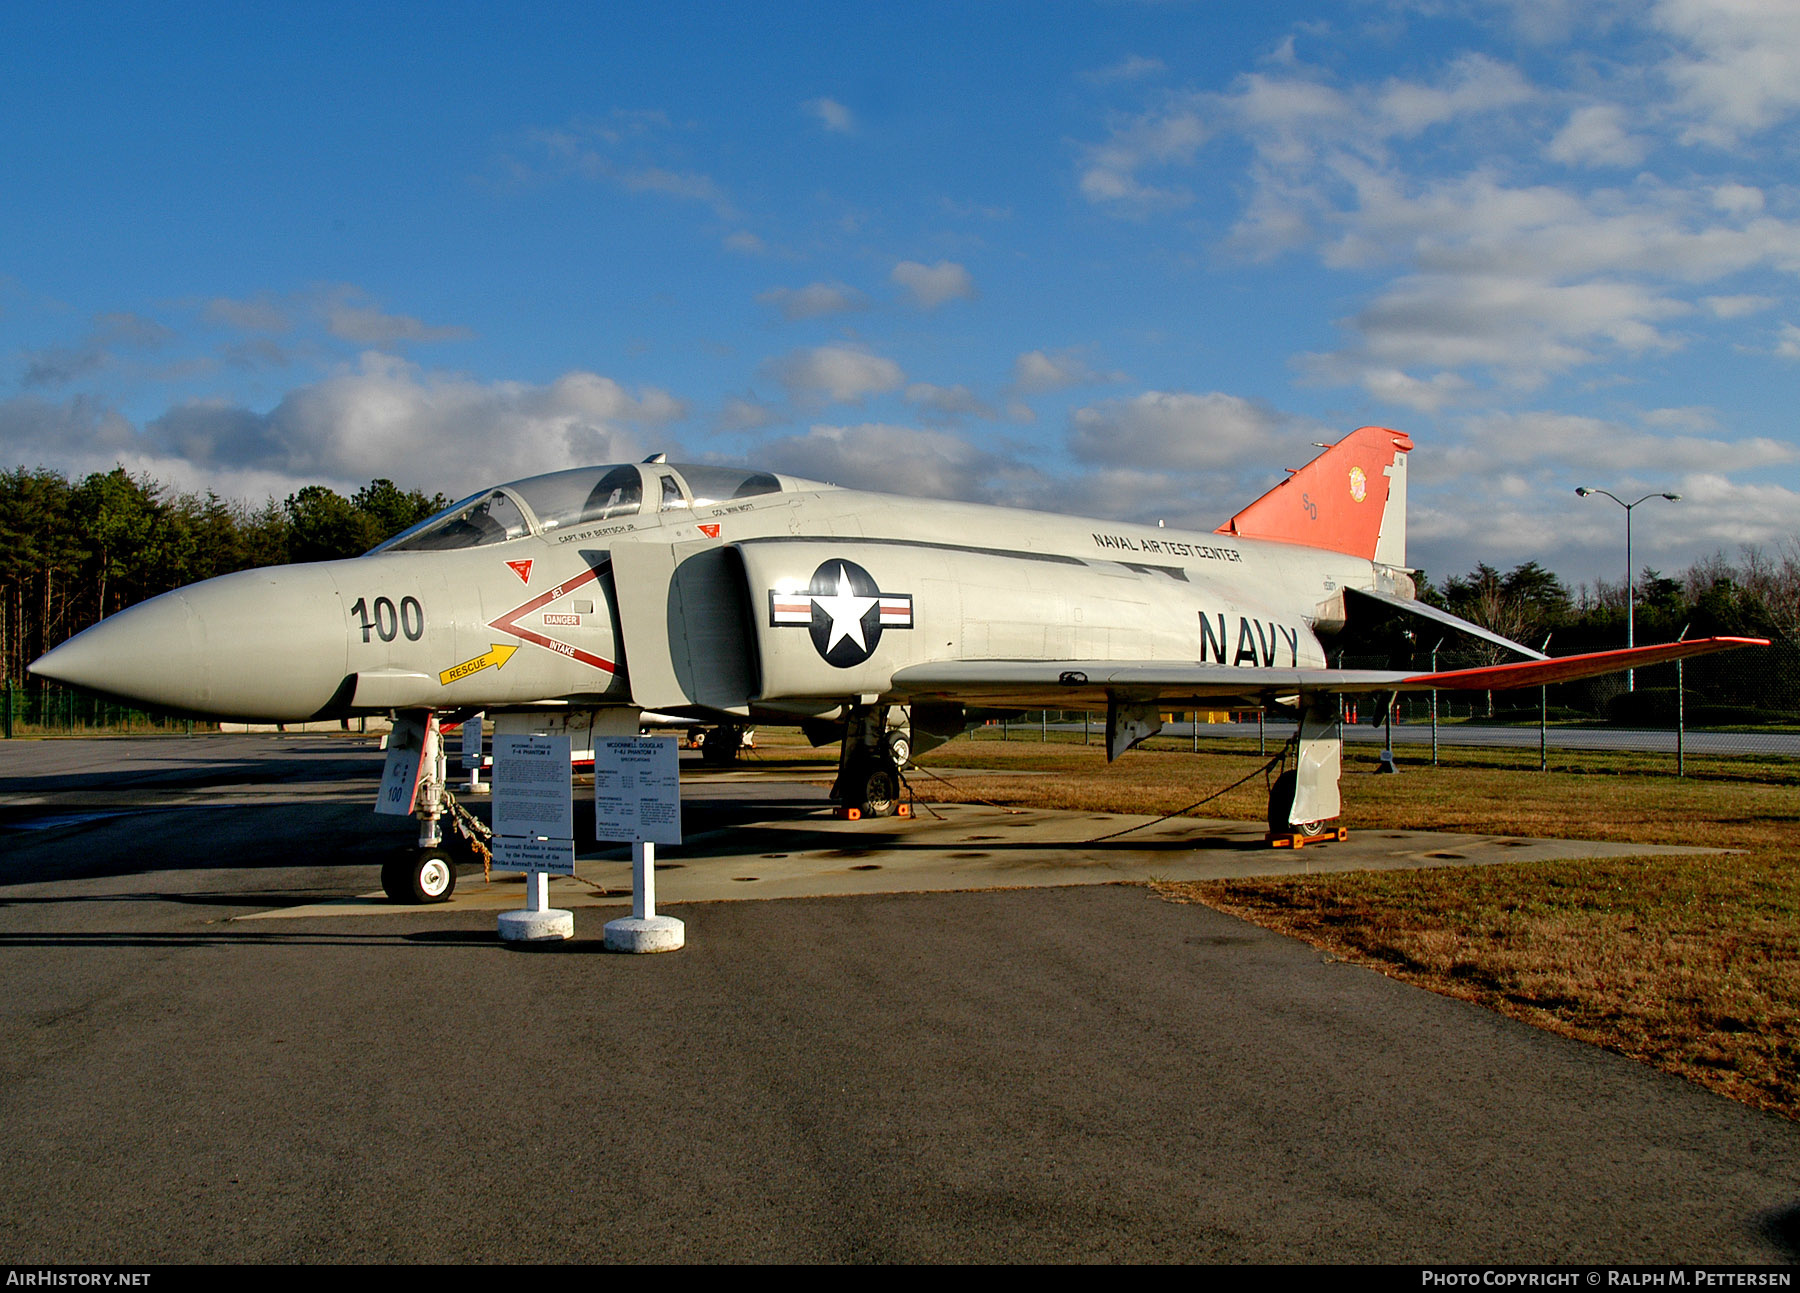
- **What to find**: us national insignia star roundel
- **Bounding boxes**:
[768,559,914,668]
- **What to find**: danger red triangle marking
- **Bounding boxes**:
[697,523,721,538]
[487,563,616,675]
[506,559,533,584]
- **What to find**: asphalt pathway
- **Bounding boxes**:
[0,735,1794,1263]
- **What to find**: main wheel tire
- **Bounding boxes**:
[382,848,458,905]
[700,727,740,765]
[885,731,911,768]
[859,765,899,818]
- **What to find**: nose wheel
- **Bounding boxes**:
[382,848,459,905]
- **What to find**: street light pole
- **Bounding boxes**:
[1574,487,1681,692]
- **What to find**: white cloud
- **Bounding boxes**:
[756,423,998,501]
[1546,105,1648,167]
[1700,293,1774,317]
[1077,34,1800,399]
[19,312,177,388]
[141,353,684,491]
[1774,322,1800,360]
[1236,150,1800,390]
[1374,54,1535,137]
[756,281,866,320]
[1641,405,1721,431]
[765,344,905,404]
[0,392,139,461]
[206,295,291,333]
[1077,99,1208,209]
[320,287,471,345]
[1345,272,1689,379]
[619,166,732,213]
[1711,183,1765,216]
[1068,391,1298,470]
[1349,366,1474,413]
[723,231,769,255]
[1009,348,1119,395]
[1655,0,1800,144]
[716,393,783,431]
[1439,410,1794,481]
[890,260,975,308]
[804,97,854,133]
[1410,462,1800,587]
[904,383,995,423]
[1085,55,1166,85]
[511,116,737,219]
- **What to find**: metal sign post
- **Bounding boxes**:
[596,735,685,953]
[462,712,485,791]
[494,733,576,943]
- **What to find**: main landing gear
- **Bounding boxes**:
[1263,693,1345,843]
[699,723,749,766]
[831,705,909,819]
[1265,771,1327,838]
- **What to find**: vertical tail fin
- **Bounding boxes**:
[1216,425,1412,565]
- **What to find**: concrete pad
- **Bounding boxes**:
[243,791,1724,920]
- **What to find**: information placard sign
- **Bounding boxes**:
[461,712,484,769]
[491,734,575,873]
[593,736,682,845]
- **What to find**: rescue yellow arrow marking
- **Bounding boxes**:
[438,644,520,686]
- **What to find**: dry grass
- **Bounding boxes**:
[880,731,1800,1120]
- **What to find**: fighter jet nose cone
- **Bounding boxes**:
[29,596,195,701]
[29,632,116,691]
[26,566,353,721]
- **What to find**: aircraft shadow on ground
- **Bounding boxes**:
[1758,1204,1800,1261]
[0,778,1284,903]
[0,750,380,796]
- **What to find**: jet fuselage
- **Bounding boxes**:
[31,460,1395,724]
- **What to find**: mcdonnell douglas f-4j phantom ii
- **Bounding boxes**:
[31,427,1765,901]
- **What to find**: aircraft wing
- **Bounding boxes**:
[891,661,1409,710]
[889,637,1769,710]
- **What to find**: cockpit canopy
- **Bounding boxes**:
[375,461,825,554]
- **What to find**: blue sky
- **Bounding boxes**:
[4,0,1798,589]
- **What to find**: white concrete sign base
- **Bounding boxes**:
[603,914,686,954]
[499,869,573,942]
[498,907,574,942]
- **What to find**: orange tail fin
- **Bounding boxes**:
[1216,425,1412,564]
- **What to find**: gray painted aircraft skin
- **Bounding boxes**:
[30,428,1764,861]
[31,459,1372,723]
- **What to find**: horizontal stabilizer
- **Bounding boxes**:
[1398,637,1769,692]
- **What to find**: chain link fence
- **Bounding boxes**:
[2,681,201,737]
[1338,638,1800,768]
